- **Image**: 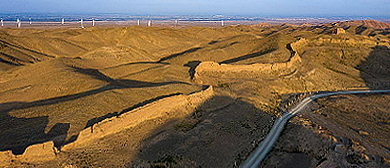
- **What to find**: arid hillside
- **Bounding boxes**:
[0,20,390,167]
[334,20,390,30]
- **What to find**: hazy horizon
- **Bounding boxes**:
[1,0,390,17]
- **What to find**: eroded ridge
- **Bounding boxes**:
[193,38,306,82]
[0,86,214,165]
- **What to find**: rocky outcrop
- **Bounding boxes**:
[194,39,305,81]
[0,151,14,166]
[336,28,346,35]
[290,38,308,52]
[62,86,214,150]
[19,141,57,163]
[0,141,56,166]
[194,52,300,74]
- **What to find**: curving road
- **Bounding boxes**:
[241,89,390,168]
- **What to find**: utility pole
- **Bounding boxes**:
[61,18,65,25]
[148,20,152,27]
[80,18,84,28]
[137,20,140,26]
[92,18,95,27]
[17,18,21,28]
[29,18,32,25]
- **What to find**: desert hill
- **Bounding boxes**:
[334,19,390,30]
[0,27,241,70]
[0,21,390,167]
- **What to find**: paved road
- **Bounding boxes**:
[241,89,390,168]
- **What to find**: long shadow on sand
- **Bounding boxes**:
[219,49,277,64]
[102,61,169,70]
[0,102,70,154]
[157,47,202,63]
[84,92,183,129]
[0,66,192,154]
[183,61,201,79]
[128,96,274,168]
[2,66,191,112]
[357,45,390,89]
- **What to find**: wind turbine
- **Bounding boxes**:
[148,20,152,27]
[80,18,84,28]
[16,18,21,28]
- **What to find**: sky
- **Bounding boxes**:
[0,0,389,17]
